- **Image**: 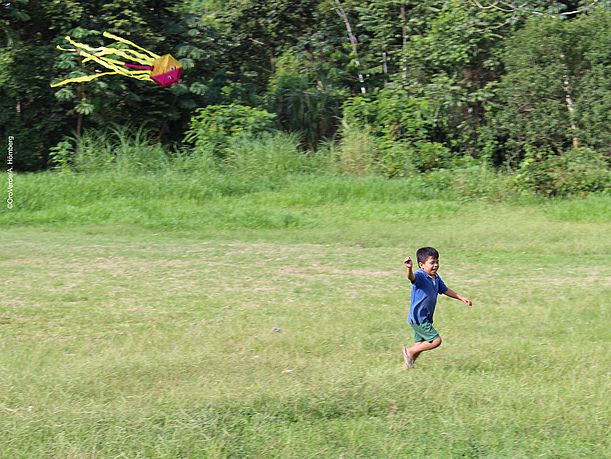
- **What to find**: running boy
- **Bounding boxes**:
[402,247,472,369]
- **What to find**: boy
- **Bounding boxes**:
[402,247,472,369]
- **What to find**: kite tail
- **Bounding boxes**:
[51,33,157,87]
[50,71,119,87]
[102,32,160,60]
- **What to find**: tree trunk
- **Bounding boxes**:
[560,53,579,149]
[382,51,388,85]
[400,4,408,80]
[563,77,579,148]
[334,1,366,94]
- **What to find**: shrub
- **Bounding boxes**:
[377,141,452,177]
[342,88,434,144]
[184,104,276,157]
[341,88,454,177]
[49,138,75,171]
[516,147,610,197]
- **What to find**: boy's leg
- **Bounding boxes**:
[408,336,442,361]
[407,322,441,361]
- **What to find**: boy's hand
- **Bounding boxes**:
[404,256,416,282]
[461,297,473,307]
[444,288,472,307]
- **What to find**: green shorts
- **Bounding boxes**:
[410,322,440,343]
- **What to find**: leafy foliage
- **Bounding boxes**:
[0,0,608,190]
[343,87,434,144]
[516,147,610,197]
[486,12,611,163]
[265,52,346,149]
[184,104,276,156]
[342,86,453,176]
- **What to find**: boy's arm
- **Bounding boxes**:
[444,288,472,307]
[403,257,415,282]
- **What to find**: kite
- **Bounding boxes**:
[51,32,182,88]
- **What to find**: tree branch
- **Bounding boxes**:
[468,0,601,17]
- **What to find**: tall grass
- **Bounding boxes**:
[3,129,609,231]
[337,122,376,176]
[54,125,171,174]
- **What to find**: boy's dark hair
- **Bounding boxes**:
[416,247,439,264]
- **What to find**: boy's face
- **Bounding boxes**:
[419,256,439,277]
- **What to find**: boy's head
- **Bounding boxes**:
[416,247,440,275]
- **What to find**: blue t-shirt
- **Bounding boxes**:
[408,269,448,325]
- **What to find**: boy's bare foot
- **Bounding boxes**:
[402,346,415,368]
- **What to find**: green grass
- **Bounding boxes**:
[0,171,610,457]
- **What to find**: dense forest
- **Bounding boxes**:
[1,0,609,193]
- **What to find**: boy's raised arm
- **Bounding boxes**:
[404,257,416,283]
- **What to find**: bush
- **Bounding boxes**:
[341,88,454,177]
[184,104,276,157]
[342,88,434,144]
[516,147,610,197]
[377,141,453,177]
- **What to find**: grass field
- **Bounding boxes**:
[0,172,610,458]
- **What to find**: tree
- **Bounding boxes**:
[1,0,219,170]
[486,11,610,164]
[265,51,347,148]
[0,0,81,169]
[50,0,215,144]
[344,1,507,155]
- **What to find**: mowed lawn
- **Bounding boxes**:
[0,200,609,458]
